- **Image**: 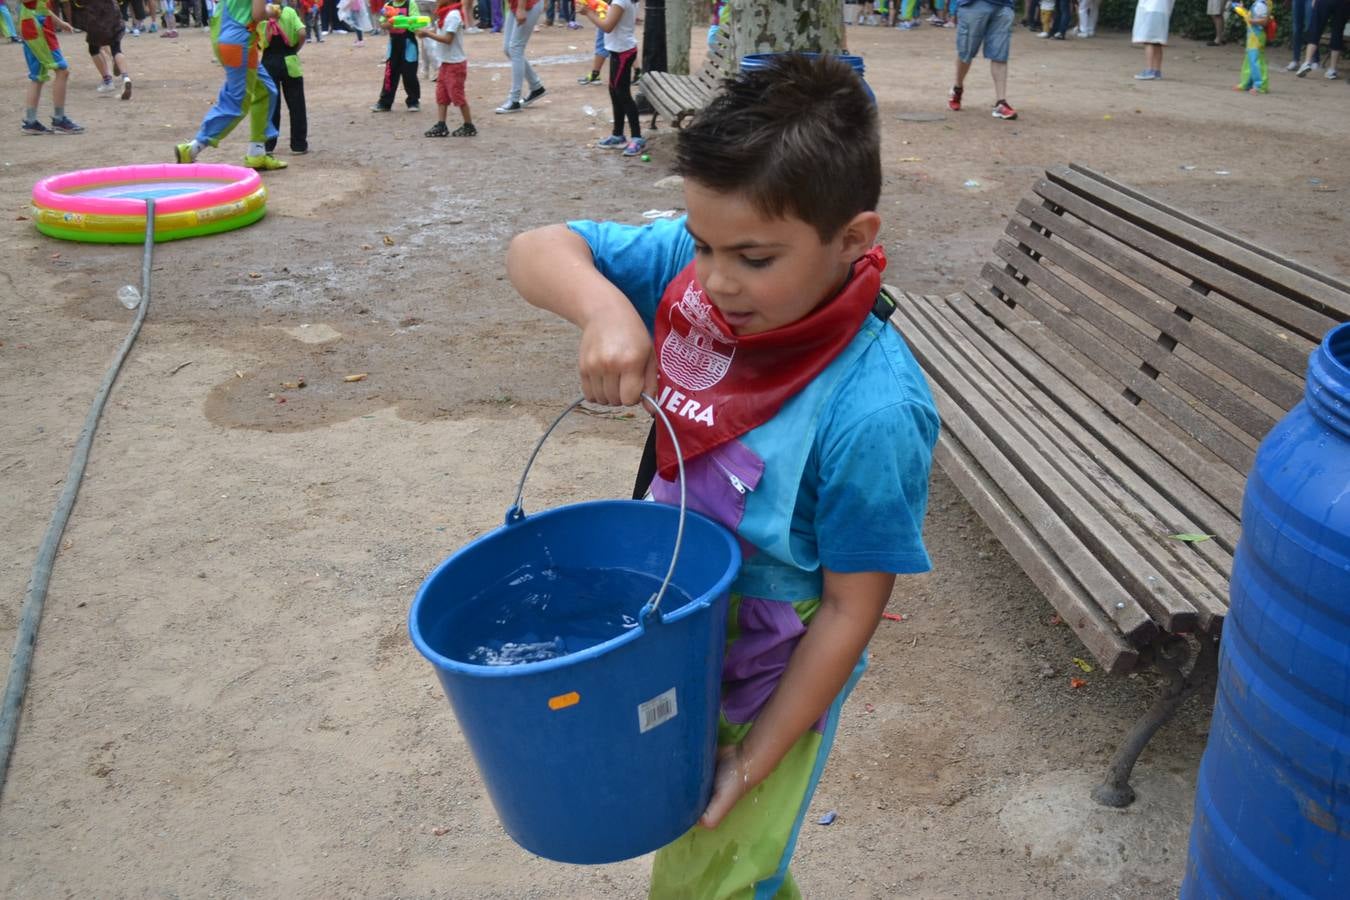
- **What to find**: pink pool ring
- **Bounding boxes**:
[31,163,267,243]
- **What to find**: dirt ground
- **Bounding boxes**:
[2,17,1348,898]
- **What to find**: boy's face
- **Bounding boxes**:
[683,180,879,337]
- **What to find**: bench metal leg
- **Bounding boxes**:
[1091,634,1219,808]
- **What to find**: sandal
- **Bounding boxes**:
[425,122,449,137]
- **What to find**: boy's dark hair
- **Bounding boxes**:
[674,54,880,243]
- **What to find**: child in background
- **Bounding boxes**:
[420,0,473,136]
[18,0,84,134]
[174,0,285,170]
[371,0,421,110]
[576,21,603,84]
[1038,0,1054,35]
[2,2,22,41]
[83,0,134,99]
[894,0,919,29]
[299,0,321,39]
[507,55,938,898]
[579,0,642,156]
[1232,0,1270,92]
[257,0,307,152]
[157,0,179,36]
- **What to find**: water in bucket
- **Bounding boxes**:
[428,563,692,666]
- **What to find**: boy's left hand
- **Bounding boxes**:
[699,743,760,830]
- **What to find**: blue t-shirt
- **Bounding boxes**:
[567,217,939,593]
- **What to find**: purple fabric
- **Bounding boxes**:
[722,596,828,733]
[491,0,503,29]
[649,439,762,541]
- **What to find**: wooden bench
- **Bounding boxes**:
[890,164,1350,805]
[637,27,737,130]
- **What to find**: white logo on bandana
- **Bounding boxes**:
[660,282,735,392]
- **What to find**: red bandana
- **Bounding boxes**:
[435,1,464,28]
[653,246,886,479]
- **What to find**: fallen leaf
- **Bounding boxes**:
[16,215,29,221]
[50,252,61,259]
[1070,677,1087,689]
[382,235,395,246]
[281,378,307,389]
[344,373,368,383]
[1072,657,1094,673]
[360,243,373,251]
[432,826,450,836]
[234,370,245,379]
[1170,532,1215,543]
[1102,114,1112,120]
[248,272,262,279]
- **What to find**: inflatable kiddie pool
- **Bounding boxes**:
[31,163,267,243]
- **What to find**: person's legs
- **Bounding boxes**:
[1149,43,1164,73]
[246,52,280,150]
[613,46,639,138]
[285,74,306,150]
[991,59,1007,98]
[262,54,285,152]
[605,50,625,138]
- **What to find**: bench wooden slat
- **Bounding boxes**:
[1013,197,1313,396]
[910,292,1232,626]
[1051,165,1350,324]
[895,297,1163,646]
[1001,218,1298,431]
[1033,178,1343,345]
[962,284,1248,520]
[946,289,1244,552]
[981,262,1259,476]
[910,292,1230,623]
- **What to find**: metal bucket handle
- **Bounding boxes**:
[506,394,686,621]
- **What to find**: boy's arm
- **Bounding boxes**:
[701,569,894,829]
[507,224,657,406]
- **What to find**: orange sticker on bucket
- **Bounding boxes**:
[548,691,580,711]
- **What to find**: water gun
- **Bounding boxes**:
[388,13,432,29]
[578,0,609,20]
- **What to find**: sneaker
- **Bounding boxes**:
[1134,69,1159,80]
[451,122,477,136]
[948,85,963,111]
[97,79,118,94]
[495,100,523,114]
[1285,60,1300,71]
[1037,31,1049,37]
[21,119,52,135]
[121,76,133,100]
[522,85,546,106]
[425,121,449,137]
[160,28,176,37]
[243,153,288,170]
[370,103,391,112]
[407,102,420,111]
[467,25,483,33]
[597,134,627,148]
[992,99,1017,120]
[148,22,157,31]
[174,141,196,163]
[1053,31,1065,39]
[578,71,601,84]
[1249,86,1264,94]
[898,20,917,29]
[291,147,310,154]
[354,38,365,46]
[1326,68,1339,79]
[566,20,580,29]
[1297,61,1314,77]
[51,116,85,134]
[130,26,141,35]
[622,136,648,157]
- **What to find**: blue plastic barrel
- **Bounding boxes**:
[1182,322,1350,899]
[740,52,876,104]
[409,401,741,864]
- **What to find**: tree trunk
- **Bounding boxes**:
[665,0,694,75]
[729,0,844,55]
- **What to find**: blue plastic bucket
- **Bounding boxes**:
[739,51,875,103]
[409,399,741,864]
[1182,322,1350,898]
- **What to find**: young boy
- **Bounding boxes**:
[256,0,308,153]
[1232,1,1270,93]
[18,0,84,134]
[507,55,938,897]
[371,0,422,111]
[419,0,474,136]
[174,0,286,170]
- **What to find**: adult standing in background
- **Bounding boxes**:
[1287,0,1321,70]
[495,0,545,113]
[1296,0,1347,78]
[948,0,1018,120]
[1205,0,1226,45]
[1132,0,1175,80]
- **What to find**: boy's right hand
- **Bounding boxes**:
[578,318,657,407]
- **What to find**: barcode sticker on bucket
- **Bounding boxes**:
[638,688,678,734]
